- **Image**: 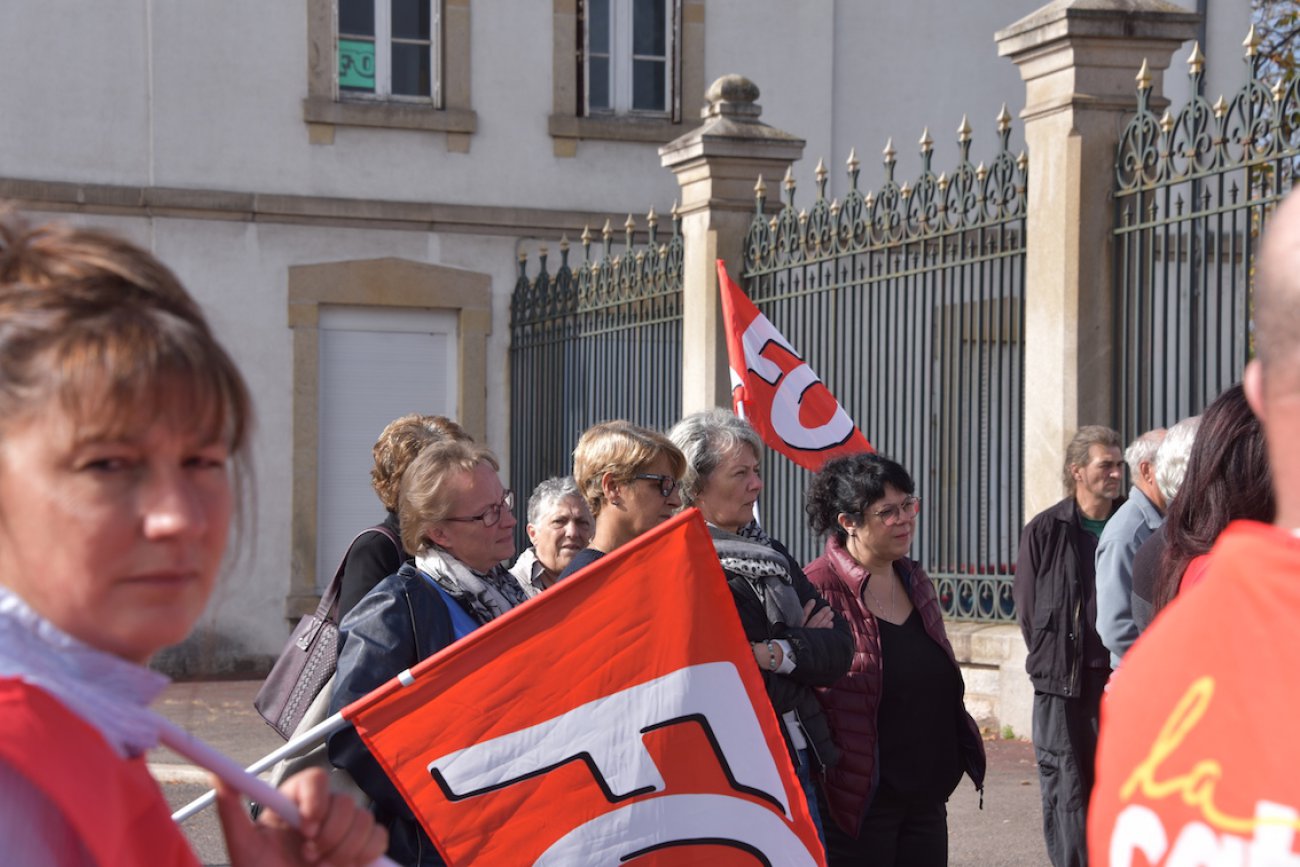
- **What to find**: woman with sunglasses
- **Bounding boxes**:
[804,452,984,867]
[669,409,852,847]
[559,420,685,578]
[329,439,527,866]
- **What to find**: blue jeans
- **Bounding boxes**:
[797,748,827,850]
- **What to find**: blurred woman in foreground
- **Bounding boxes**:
[0,213,385,865]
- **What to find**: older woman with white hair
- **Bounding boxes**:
[509,476,593,596]
[1131,413,1202,633]
[669,409,852,843]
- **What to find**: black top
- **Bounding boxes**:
[557,547,606,580]
[876,608,964,800]
[337,512,408,620]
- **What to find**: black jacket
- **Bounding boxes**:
[711,530,854,771]
[328,563,463,867]
[337,512,408,620]
[1013,496,1120,697]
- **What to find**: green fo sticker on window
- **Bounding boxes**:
[339,39,375,91]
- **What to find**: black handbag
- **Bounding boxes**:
[254,525,399,739]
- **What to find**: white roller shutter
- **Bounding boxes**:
[316,306,458,589]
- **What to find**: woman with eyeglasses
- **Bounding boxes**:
[558,420,685,579]
[804,452,985,867]
[669,409,853,847]
[328,439,527,866]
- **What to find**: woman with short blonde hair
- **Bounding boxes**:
[330,438,527,865]
[338,413,472,617]
[560,420,686,578]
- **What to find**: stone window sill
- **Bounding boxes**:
[303,97,477,134]
[548,113,686,145]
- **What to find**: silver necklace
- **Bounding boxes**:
[864,569,897,620]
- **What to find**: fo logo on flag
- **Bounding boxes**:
[340,510,825,866]
[718,260,873,471]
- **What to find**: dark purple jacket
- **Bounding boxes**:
[805,536,985,836]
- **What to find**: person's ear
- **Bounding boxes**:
[601,472,623,506]
[836,512,858,534]
[1244,358,1268,425]
[425,522,451,549]
[526,523,540,544]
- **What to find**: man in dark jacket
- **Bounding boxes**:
[1013,425,1123,867]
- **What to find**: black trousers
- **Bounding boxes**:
[1031,669,1107,867]
[819,782,948,867]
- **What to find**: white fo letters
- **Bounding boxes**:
[741,312,855,451]
[427,662,818,865]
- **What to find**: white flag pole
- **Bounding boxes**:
[156,714,399,867]
[169,710,351,822]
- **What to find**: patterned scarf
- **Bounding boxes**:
[416,548,529,625]
[709,527,805,628]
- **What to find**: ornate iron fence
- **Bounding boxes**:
[1113,34,1297,441]
[742,112,1027,622]
[509,212,683,546]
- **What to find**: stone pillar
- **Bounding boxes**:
[660,76,805,414]
[996,0,1198,520]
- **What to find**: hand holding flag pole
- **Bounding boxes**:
[158,712,398,867]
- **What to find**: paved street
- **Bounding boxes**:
[155,680,1048,866]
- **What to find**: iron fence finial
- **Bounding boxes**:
[1272,79,1286,103]
[1213,95,1229,118]
[883,137,896,164]
[1187,41,1205,76]
[919,128,933,154]
[1159,110,1174,134]
[815,158,828,199]
[1243,23,1260,58]
[1135,58,1152,92]
[957,115,972,144]
[996,104,1012,134]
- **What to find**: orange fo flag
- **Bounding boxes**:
[718,260,873,471]
[340,509,826,866]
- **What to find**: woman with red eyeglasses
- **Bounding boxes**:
[558,420,685,579]
[804,452,985,867]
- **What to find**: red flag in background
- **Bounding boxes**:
[340,509,825,866]
[718,260,873,471]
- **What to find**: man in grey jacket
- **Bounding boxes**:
[1093,428,1166,668]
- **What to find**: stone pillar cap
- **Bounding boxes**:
[997,0,1199,54]
[660,74,804,166]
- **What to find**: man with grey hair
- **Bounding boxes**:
[1014,424,1123,867]
[508,476,593,597]
[1094,427,1166,668]
[1129,414,1201,633]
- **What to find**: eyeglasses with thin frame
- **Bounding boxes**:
[443,490,515,528]
[633,473,679,498]
[866,495,921,526]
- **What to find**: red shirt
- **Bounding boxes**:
[0,678,199,866]
[1089,521,1300,865]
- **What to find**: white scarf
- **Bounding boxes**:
[0,587,169,757]
[415,548,527,624]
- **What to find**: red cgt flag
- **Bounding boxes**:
[340,509,826,866]
[718,260,873,471]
